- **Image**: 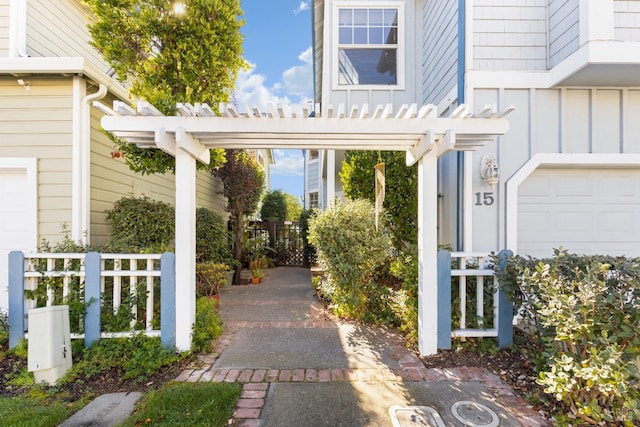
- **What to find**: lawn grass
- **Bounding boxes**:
[120,382,242,426]
[0,395,76,427]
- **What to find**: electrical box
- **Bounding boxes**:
[27,305,73,385]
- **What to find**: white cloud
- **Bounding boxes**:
[270,149,305,176]
[282,47,313,97]
[293,1,310,16]
[234,47,313,112]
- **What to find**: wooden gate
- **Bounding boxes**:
[247,221,304,266]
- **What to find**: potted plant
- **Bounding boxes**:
[249,258,264,284]
[250,268,263,284]
[196,262,229,308]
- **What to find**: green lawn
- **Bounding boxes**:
[120,382,241,426]
[0,396,76,427]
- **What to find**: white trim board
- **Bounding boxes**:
[505,153,640,253]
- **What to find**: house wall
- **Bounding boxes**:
[322,0,419,109]
[0,76,73,243]
[0,1,8,56]
[89,93,228,245]
[473,0,547,71]
[548,0,579,67]
[422,0,457,105]
[614,0,640,41]
[25,0,109,72]
[464,86,640,252]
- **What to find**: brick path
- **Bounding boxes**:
[175,268,550,426]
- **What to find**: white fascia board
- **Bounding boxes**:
[548,41,640,87]
[0,57,129,101]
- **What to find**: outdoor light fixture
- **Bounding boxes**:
[480,155,500,189]
[17,79,31,91]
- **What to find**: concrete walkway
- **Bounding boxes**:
[176,267,549,427]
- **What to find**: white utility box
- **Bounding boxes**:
[27,305,73,385]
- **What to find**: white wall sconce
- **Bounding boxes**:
[17,79,31,90]
[480,156,500,189]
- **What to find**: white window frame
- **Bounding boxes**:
[332,1,405,90]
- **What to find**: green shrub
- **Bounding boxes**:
[300,209,316,267]
[106,196,174,252]
[390,251,419,346]
[62,334,184,384]
[196,208,232,263]
[192,297,223,353]
[308,199,393,320]
[495,249,640,424]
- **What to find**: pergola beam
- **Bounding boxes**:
[98,101,511,355]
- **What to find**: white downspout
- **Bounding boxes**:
[74,82,107,245]
[9,0,28,58]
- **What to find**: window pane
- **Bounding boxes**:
[383,26,397,45]
[339,27,352,44]
[354,27,367,44]
[369,27,383,44]
[353,9,367,25]
[384,9,398,26]
[369,9,383,25]
[338,48,397,85]
[339,9,352,26]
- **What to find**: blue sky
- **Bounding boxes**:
[237,1,313,198]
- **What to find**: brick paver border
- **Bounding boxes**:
[177,319,550,426]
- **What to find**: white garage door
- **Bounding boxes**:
[0,169,36,312]
[518,168,640,258]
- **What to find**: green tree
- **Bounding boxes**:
[260,190,287,221]
[214,150,264,284]
[84,0,247,174]
[283,193,303,222]
[339,151,417,248]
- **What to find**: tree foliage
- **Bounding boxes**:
[339,151,417,248]
[283,192,303,222]
[84,0,247,174]
[260,190,287,221]
[214,150,264,284]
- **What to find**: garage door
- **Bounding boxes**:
[0,169,36,312]
[518,168,640,258]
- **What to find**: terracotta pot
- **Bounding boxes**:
[251,277,261,284]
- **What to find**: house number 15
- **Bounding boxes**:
[474,192,495,206]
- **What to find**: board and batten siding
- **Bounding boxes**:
[26,0,109,72]
[614,0,640,42]
[464,87,640,253]
[473,0,547,71]
[89,94,228,245]
[548,0,579,67]
[422,0,457,105]
[0,77,73,243]
[0,1,9,56]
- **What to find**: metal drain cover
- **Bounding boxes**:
[451,401,499,426]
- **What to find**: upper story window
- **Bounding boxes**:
[334,3,403,88]
[308,149,319,161]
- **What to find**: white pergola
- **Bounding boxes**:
[98,101,510,356]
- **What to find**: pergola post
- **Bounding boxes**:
[175,148,197,351]
[417,149,439,356]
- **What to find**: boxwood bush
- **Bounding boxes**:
[495,249,640,424]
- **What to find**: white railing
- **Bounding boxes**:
[449,252,498,338]
[22,253,162,339]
